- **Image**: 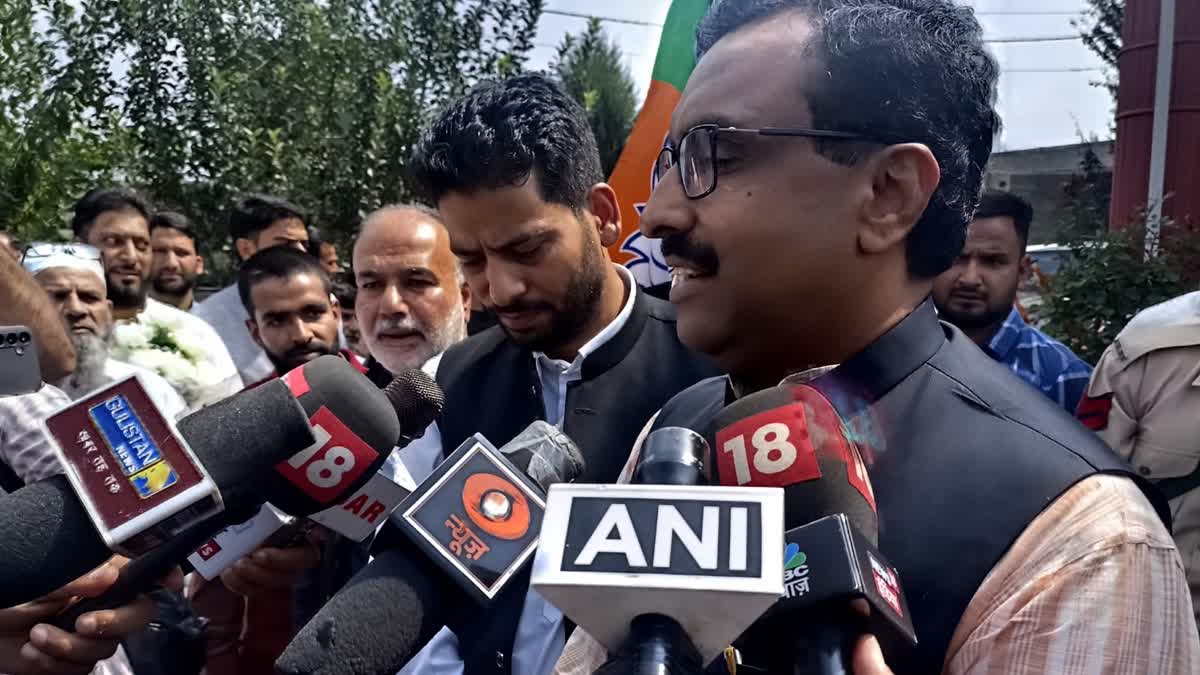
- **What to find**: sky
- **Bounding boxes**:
[525,0,1114,152]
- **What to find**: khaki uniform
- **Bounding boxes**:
[1082,292,1200,626]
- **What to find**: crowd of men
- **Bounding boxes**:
[1,0,1199,674]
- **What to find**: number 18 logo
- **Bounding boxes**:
[714,403,822,488]
[275,406,377,504]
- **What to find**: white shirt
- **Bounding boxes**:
[395,266,638,675]
[59,358,188,421]
[192,284,275,387]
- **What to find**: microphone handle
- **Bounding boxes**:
[597,613,705,675]
[52,509,244,631]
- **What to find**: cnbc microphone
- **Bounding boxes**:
[276,421,585,675]
[711,383,916,675]
[532,428,784,674]
[0,355,399,609]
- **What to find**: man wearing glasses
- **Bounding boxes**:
[560,0,1197,673]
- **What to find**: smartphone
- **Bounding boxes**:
[0,326,41,397]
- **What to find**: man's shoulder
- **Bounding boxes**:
[435,327,514,384]
[192,285,242,320]
[1025,325,1092,377]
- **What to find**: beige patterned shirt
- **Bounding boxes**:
[555,423,1200,674]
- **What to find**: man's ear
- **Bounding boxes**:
[195,255,205,277]
[247,318,264,348]
[1020,253,1034,281]
[235,238,257,262]
[460,280,472,326]
[587,183,623,249]
[857,143,941,256]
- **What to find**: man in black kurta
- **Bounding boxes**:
[392,73,716,675]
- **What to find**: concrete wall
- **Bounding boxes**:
[984,141,1114,244]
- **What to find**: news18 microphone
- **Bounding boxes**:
[188,369,444,578]
[0,355,407,608]
[275,421,586,675]
[532,428,784,674]
[711,383,916,675]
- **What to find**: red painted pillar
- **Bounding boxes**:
[1110,0,1200,229]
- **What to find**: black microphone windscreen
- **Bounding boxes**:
[711,384,879,545]
[385,369,444,436]
[0,475,114,607]
[276,548,461,675]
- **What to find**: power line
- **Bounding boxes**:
[975,10,1079,15]
[985,35,1079,43]
[1004,66,1103,72]
[543,8,662,27]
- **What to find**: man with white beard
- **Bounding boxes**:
[23,243,187,420]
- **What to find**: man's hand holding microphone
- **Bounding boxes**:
[0,557,174,675]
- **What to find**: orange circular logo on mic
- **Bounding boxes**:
[462,473,530,540]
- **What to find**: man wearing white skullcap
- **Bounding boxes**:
[23,243,187,421]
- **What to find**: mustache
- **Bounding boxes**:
[661,233,720,274]
[282,340,337,361]
[487,300,552,315]
[376,315,426,335]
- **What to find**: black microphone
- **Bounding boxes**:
[710,383,916,675]
[0,355,420,610]
[51,363,443,630]
[275,421,586,675]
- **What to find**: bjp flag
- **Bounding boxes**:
[607,0,711,288]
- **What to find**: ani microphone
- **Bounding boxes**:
[532,427,784,673]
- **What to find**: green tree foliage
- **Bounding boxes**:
[553,18,637,177]
[1041,215,1199,363]
[1056,144,1112,242]
[1075,0,1123,100]
[0,0,543,260]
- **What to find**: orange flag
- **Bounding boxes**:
[607,0,711,287]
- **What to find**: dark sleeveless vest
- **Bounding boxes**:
[649,300,1169,674]
[434,289,718,674]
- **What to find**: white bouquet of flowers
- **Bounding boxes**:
[111,314,224,408]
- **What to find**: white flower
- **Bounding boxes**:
[112,323,153,352]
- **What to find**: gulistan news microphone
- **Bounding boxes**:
[0,356,420,612]
[710,383,916,675]
[276,421,586,675]
[532,427,783,674]
[53,361,442,629]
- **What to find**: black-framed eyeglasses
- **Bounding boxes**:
[654,124,877,200]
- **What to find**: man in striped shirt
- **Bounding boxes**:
[933,191,1092,413]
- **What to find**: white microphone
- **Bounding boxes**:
[531,427,784,667]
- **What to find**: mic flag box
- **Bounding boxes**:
[762,513,917,647]
[42,374,222,556]
[531,483,784,663]
[394,434,546,605]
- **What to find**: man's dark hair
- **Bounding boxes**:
[696,0,1001,278]
[409,73,604,210]
[149,211,199,244]
[71,188,152,239]
[331,278,356,311]
[238,245,331,315]
[229,194,307,242]
[974,190,1033,248]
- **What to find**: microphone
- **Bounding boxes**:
[0,355,405,609]
[187,370,442,579]
[275,421,586,675]
[532,427,784,673]
[710,383,916,674]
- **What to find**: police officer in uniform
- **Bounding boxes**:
[1080,290,1200,629]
